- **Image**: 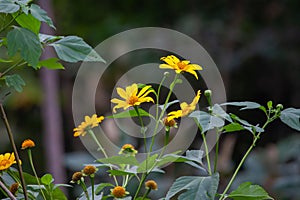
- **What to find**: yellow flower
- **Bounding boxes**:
[111,83,154,113]
[111,186,128,198]
[167,90,201,121]
[159,55,203,79]
[0,152,16,171]
[145,180,158,190]
[73,114,104,137]
[119,144,138,156]
[21,139,35,150]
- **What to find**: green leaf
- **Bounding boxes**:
[97,155,139,166]
[95,183,114,195]
[7,27,42,67]
[190,111,224,132]
[222,123,245,133]
[221,101,261,110]
[39,33,63,43]
[212,104,232,122]
[228,182,274,200]
[230,113,264,133]
[137,154,158,173]
[166,173,219,200]
[156,153,187,167]
[49,36,105,62]
[108,169,136,176]
[37,58,64,70]
[107,108,153,119]
[158,99,180,110]
[0,58,12,63]
[280,108,300,131]
[5,74,25,92]
[30,4,55,29]
[185,150,204,164]
[0,0,20,13]
[14,13,41,34]
[41,174,54,185]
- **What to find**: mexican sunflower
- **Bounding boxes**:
[167,90,201,121]
[73,114,104,137]
[0,152,16,171]
[111,83,154,113]
[159,55,203,79]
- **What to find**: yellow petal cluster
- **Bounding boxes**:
[0,152,16,171]
[159,55,203,79]
[111,83,154,113]
[73,114,104,137]
[167,90,201,121]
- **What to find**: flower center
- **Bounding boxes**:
[127,95,139,105]
[0,159,10,167]
[177,61,187,69]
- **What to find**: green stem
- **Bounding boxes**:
[88,130,119,186]
[194,118,212,175]
[214,130,220,174]
[79,180,90,200]
[150,73,179,153]
[133,173,148,200]
[27,149,47,200]
[142,188,151,200]
[0,104,28,200]
[134,106,147,154]
[0,179,17,200]
[218,118,276,200]
[90,176,95,200]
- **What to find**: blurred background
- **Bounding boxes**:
[1,0,300,199]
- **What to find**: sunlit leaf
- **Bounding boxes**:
[5,74,25,92]
[165,173,219,200]
[30,4,55,29]
[49,36,105,62]
[41,174,54,185]
[14,13,41,34]
[228,182,274,200]
[37,58,64,70]
[222,123,245,133]
[280,108,300,131]
[7,27,42,67]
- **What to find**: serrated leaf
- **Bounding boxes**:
[280,108,300,131]
[228,182,274,200]
[95,183,114,195]
[97,155,139,166]
[49,36,105,62]
[165,173,219,200]
[37,58,64,70]
[7,27,42,67]
[107,108,153,119]
[221,101,261,110]
[0,0,20,13]
[14,13,41,34]
[41,173,54,185]
[30,4,55,29]
[5,74,25,92]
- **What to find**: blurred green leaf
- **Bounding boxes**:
[37,58,64,70]
[7,27,42,67]
[14,13,41,34]
[0,58,12,63]
[228,182,274,200]
[166,173,219,200]
[30,4,55,29]
[49,36,105,62]
[5,74,25,92]
[0,0,20,13]
[137,154,158,173]
[280,108,300,131]
[41,174,54,185]
[97,155,139,166]
[190,111,224,132]
[221,101,261,110]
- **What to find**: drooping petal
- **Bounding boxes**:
[116,87,128,100]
